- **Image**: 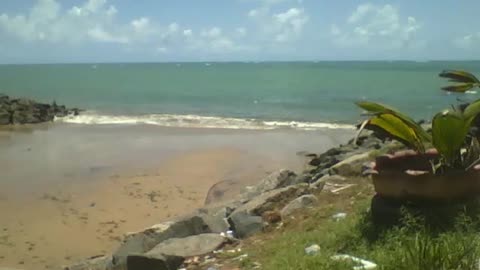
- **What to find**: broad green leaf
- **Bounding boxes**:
[367,114,423,152]
[463,99,480,123]
[441,83,475,93]
[439,70,480,84]
[356,101,431,143]
[432,110,469,165]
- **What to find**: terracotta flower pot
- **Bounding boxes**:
[368,150,480,201]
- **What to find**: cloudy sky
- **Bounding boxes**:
[0,0,479,63]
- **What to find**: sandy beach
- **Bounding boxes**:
[0,123,354,269]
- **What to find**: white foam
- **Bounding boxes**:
[55,112,355,131]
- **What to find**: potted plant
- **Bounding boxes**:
[357,70,480,201]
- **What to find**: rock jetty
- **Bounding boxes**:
[0,94,80,125]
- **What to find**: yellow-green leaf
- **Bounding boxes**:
[439,70,480,84]
[441,83,475,93]
[463,99,480,122]
[432,110,469,165]
[368,113,423,152]
[356,101,431,143]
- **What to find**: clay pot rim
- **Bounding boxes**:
[365,149,480,176]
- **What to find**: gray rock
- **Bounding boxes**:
[0,108,10,125]
[294,173,314,184]
[63,255,111,270]
[310,178,326,190]
[330,151,373,176]
[233,184,310,217]
[0,95,79,125]
[316,174,347,183]
[281,195,318,217]
[193,206,231,233]
[111,215,210,268]
[228,211,263,238]
[242,169,297,199]
[125,254,184,270]
[228,184,310,238]
[12,110,36,124]
[147,233,227,257]
[309,174,346,190]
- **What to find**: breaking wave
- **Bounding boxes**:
[55,111,355,131]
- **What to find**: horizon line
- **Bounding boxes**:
[1,59,480,65]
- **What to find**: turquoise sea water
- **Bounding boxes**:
[1,61,480,129]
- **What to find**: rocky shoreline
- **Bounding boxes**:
[50,132,397,270]
[0,94,80,125]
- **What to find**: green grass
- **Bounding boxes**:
[243,198,480,270]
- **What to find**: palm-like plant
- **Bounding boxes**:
[356,70,480,173]
[439,70,480,93]
[356,100,480,173]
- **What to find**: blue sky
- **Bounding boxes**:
[0,0,479,63]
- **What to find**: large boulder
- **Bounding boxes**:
[111,215,210,268]
[146,234,227,258]
[228,211,263,239]
[228,184,310,238]
[193,206,232,233]
[233,184,310,217]
[125,254,184,270]
[281,195,318,217]
[241,169,298,201]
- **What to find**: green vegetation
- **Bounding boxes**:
[439,70,480,93]
[243,199,480,270]
[356,70,480,172]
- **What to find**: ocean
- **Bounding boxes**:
[2,61,480,130]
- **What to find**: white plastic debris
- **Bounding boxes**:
[232,254,249,261]
[331,254,377,270]
[220,230,235,238]
[331,184,356,193]
[304,244,321,255]
[332,212,347,221]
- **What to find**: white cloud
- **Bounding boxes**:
[131,17,150,33]
[454,32,480,49]
[168,23,179,33]
[0,0,129,43]
[201,27,222,38]
[331,4,422,49]
[0,0,298,58]
[105,5,117,17]
[87,26,129,44]
[156,47,167,53]
[248,3,308,43]
[235,27,247,37]
[272,8,308,42]
[191,26,246,53]
[183,29,193,37]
